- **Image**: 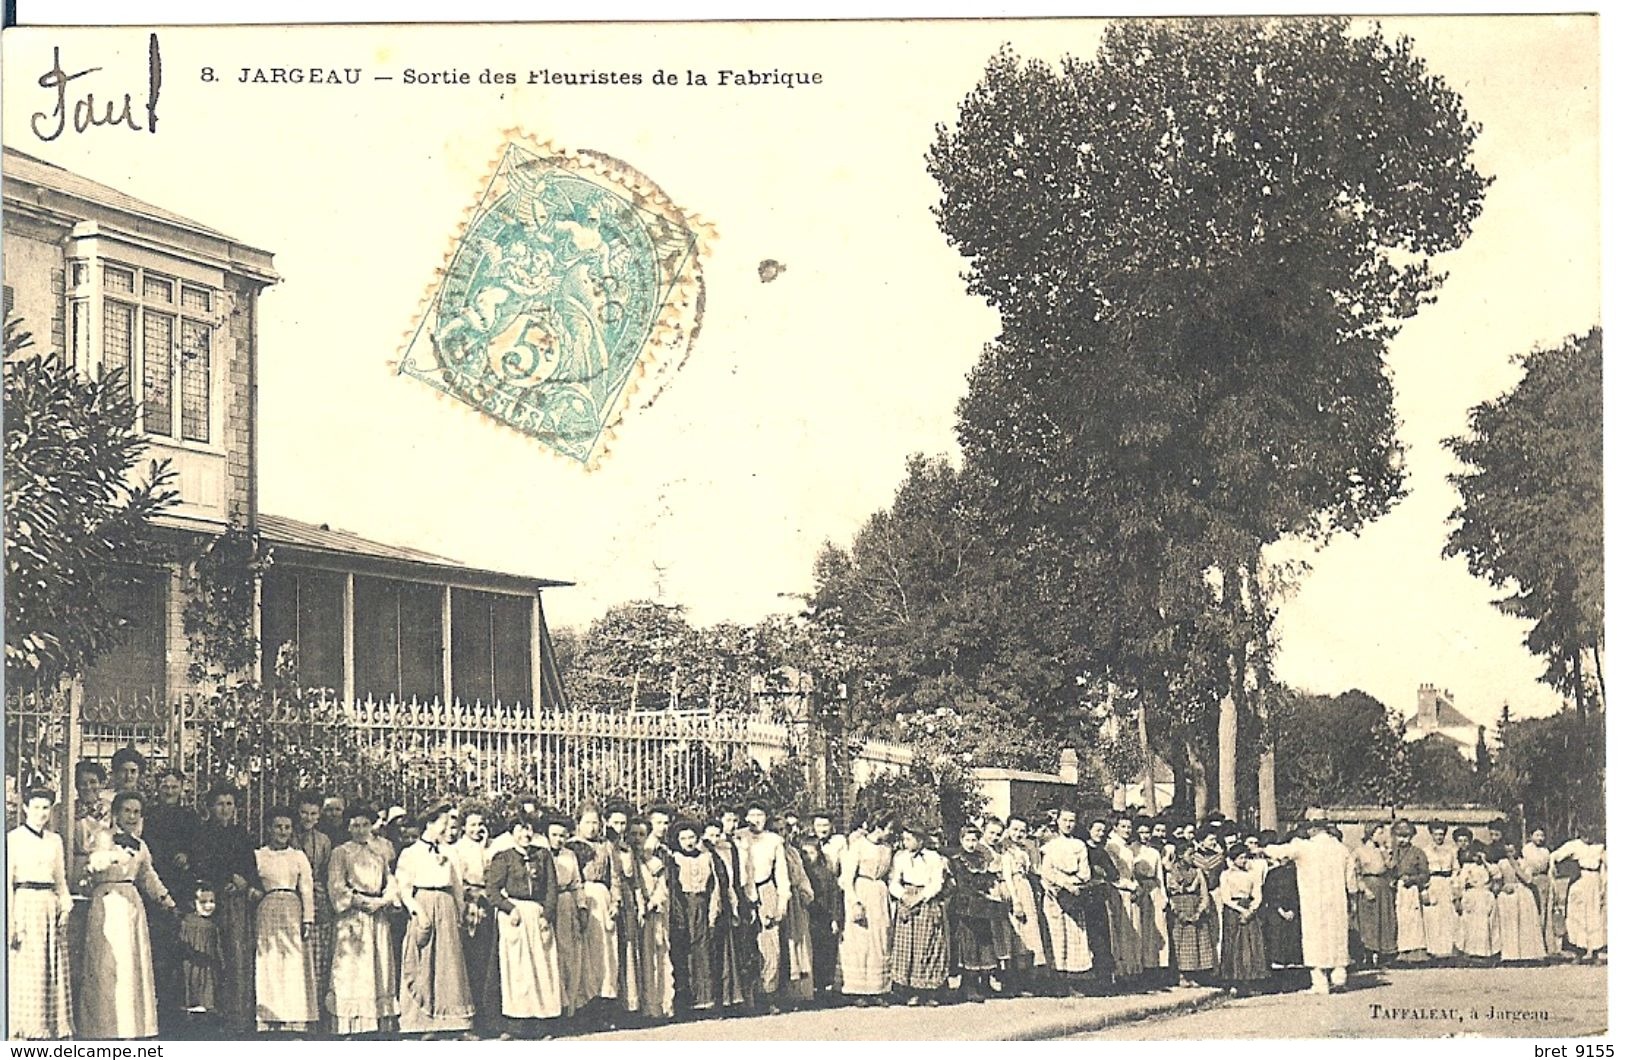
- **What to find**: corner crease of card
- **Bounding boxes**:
[396,133,710,468]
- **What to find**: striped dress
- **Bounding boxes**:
[7,825,74,1039]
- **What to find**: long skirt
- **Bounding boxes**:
[579,881,620,1001]
[79,882,158,1040]
[461,901,496,1025]
[8,888,74,1039]
[216,890,256,1034]
[1457,889,1499,958]
[485,902,563,1020]
[307,917,335,1025]
[807,900,840,990]
[889,899,948,990]
[1110,890,1144,977]
[1530,874,1554,952]
[1081,895,1115,975]
[1217,909,1268,983]
[838,876,891,994]
[1167,894,1216,973]
[1548,874,1573,954]
[1006,875,1048,969]
[551,889,588,1015]
[1395,883,1428,959]
[1136,887,1169,970]
[255,892,318,1030]
[1566,871,1607,951]
[679,897,717,1009]
[615,897,643,1012]
[1354,877,1398,956]
[398,891,475,1033]
[1262,906,1302,967]
[1498,886,1547,962]
[781,890,816,1001]
[328,907,399,1035]
[718,910,757,1007]
[640,905,675,1018]
[1040,891,1093,974]
[1422,876,1457,958]
[756,882,785,996]
[952,912,1002,972]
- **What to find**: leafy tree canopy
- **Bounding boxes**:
[4,317,176,687]
[1446,327,1604,710]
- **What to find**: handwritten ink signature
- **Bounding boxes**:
[32,33,162,143]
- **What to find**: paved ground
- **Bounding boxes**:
[579,962,1605,1040]
[577,983,1225,1040]
[1087,962,1608,1040]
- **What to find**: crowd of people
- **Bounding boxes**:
[5,748,1610,1041]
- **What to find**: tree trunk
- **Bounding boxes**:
[1138,700,1157,813]
[1188,740,1211,819]
[1218,691,1238,819]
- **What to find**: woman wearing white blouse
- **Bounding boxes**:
[78,791,177,1040]
[395,803,475,1036]
[1552,829,1607,962]
[254,807,318,1032]
[8,787,75,1039]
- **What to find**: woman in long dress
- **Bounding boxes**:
[544,818,590,1015]
[629,819,675,1020]
[671,822,722,1012]
[1165,841,1216,985]
[1214,848,1269,993]
[396,803,475,1036]
[992,818,1047,990]
[1131,819,1171,979]
[1390,821,1432,964]
[1493,843,1547,963]
[1351,823,1397,966]
[1423,825,1461,960]
[191,785,263,1035]
[888,824,949,1005]
[1455,845,1500,963]
[8,787,75,1039]
[779,839,819,1004]
[483,814,563,1037]
[1040,810,1096,989]
[837,819,894,1001]
[327,803,400,1036]
[254,807,319,1032]
[1553,830,1607,962]
[78,792,178,1039]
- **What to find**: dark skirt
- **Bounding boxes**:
[1218,908,1269,982]
[1263,906,1304,967]
[1355,876,1398,956]
[679,896,717,1009]
[717,912,757,1007]
[217,891,256,1033]
[890,899,949,990]
[1080,892,1115,975]
[398,891,474,1033]
[1168,893,1216,972]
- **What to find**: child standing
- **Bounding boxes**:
[179,885,223,1038]
[1165,840,1216,987]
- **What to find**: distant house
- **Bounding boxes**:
[1406,683,1486,760]
[2,147,571,726]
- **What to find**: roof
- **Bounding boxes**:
[259,513,570,590]
[4,146,231,239]
[3,147,277,283]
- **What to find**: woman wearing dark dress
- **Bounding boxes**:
[189,785,263,1035]
[482,814,562,1038]
[1081,820,1118,985]
[1260,829,1305,973]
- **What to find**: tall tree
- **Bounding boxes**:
[1446,328,1604,716]
[4,316,177,687]
[929,18,1488,823]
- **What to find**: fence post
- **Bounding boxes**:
[63,679,84,829]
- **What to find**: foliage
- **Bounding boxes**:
[809,454,1088,771]
[1478,707,1604,840]
[182,525,275,684]
[1446,328,1604,712]
[850,758,987,839]
[926,17,1488,816]
[559,601,774,711]
[3,316,178,687]
[1404,732,1483,805]
[1271,688,1416,812]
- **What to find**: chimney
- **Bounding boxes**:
[1416,683,1439,733]
[1059,748,1079,786]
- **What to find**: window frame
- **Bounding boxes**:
[71,255,222,450]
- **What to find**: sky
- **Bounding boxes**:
[0,15,1600,728]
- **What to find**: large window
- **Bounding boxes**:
[261,567,344,692]
[451,589,532,707]
[354,576,443,702]
[92,262,216,443]
[81,572,167,705]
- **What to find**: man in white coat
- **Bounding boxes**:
[1265,816,1357,994]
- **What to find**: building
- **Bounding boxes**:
[2,147,571,728]
[1407,683,1486,760]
